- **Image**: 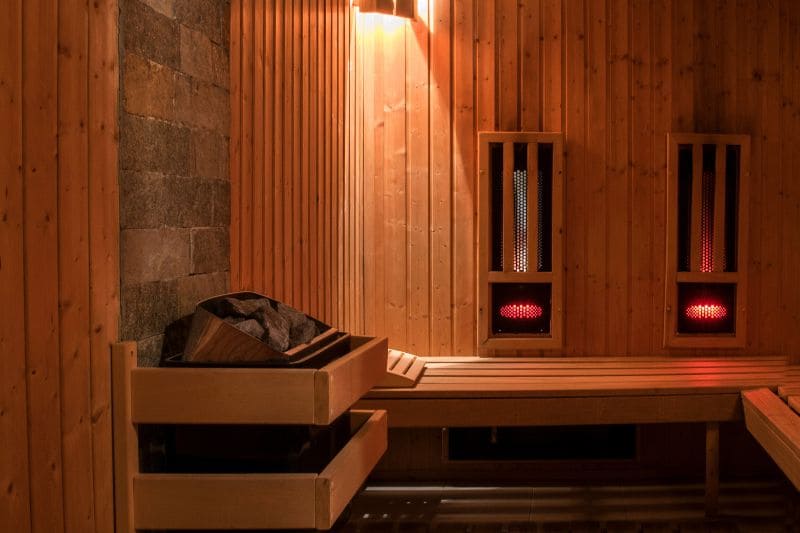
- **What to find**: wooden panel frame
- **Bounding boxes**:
[478,131,564,352]
[130,336,387,425]
[112,342,388,532]
[664,133,750,348]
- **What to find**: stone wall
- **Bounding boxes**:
[120,0,230,365]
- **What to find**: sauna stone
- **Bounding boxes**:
[212,295,319,352]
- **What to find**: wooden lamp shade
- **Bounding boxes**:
[355,0,415,19]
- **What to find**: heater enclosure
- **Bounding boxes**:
[478,132,564,352]
[664,133,750,348]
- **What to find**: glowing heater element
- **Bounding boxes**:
[685,302,728,321]
[499,302,543,320]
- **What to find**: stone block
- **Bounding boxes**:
[120,280,179,340]
[164,176,214,227]
[177,80,229,134]
[121,228,192,285]
[211,179,231,226]
[191,227,230,274]
[141,0,174,18]
[120,114,190,175]
[122,0,180,69]
[174,0,229,46]
[123,52,189,122]
[119,171,166,229]
[137,334,165,367]
[175,271,229,316]
[190,129,228,180]
[180,25,228,88]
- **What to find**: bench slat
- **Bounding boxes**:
[742,388,800,490]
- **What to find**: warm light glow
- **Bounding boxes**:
[685,302,728,321]
[499,302,543,320]
[417,0,430,31]
[356,11,406,35]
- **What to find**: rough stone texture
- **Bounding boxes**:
[120,0,230,365]
[165,176,214,227]
[123,53,190,122]
[119,171,167,229]
[180,25,228,88]
[120,114,190,175]
[141,0,174,18]
[122,0,180,70]
[191,227,230,274]
[121,281,180,340]
[177,81,229,133]
[137,334,165,367]
[121,228,192,285]
[212,179,231,226]
[191,129,228,180]
[174,0,229,46]
[234,319,266,340]
[175,272,228,316]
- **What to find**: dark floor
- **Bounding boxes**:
[333,482,800,532]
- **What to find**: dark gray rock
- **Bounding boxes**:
[255,304,290,352]
[234,318,265,340]
[290,319,318,347]
[216,297,269,317]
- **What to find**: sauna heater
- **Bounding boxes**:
[478,132,564,351]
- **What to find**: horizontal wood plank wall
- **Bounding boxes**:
[230,0,360,331]
[0,0,119,531]
[351,0,800,358]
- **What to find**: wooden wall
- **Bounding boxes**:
[353,0,800,357]
[231,0,800,357]
[0,1,119,531]
[230,0,362,330]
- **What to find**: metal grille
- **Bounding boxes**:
[701,168,715,272]
[513,169,527,272]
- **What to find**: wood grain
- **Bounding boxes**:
[231,2,800,358]
[2,1,119,530]
[0,1,30,531]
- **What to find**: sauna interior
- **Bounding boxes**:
[5,0,800,531]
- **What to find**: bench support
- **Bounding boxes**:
[705,421,720,517]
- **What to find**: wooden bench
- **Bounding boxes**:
[356,354,800,515]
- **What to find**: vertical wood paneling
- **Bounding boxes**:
[24,1,65,530]
[451,0,475,355]
[231,0,354,328]
[58,3,95,531]
[429,0,452,355]
[584,0,608,354]
[629,0,654,354]
[563,0,586,356]
[407,11,431,354]
[232,0,800,358]
[343,0,800,357]
[606,0,629,354]
[1,0,119,530]
[0,0,30,530]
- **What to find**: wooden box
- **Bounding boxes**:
[131,335,387,425]
[131,410,387,530]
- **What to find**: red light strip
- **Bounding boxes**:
[685,303,727,321]
[499,302,543,320]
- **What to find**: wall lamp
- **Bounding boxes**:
[353,0,415,19]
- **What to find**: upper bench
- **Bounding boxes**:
[357,355,800,427]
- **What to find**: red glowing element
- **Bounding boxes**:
[499,302,543,320]
[685,302,728,321]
